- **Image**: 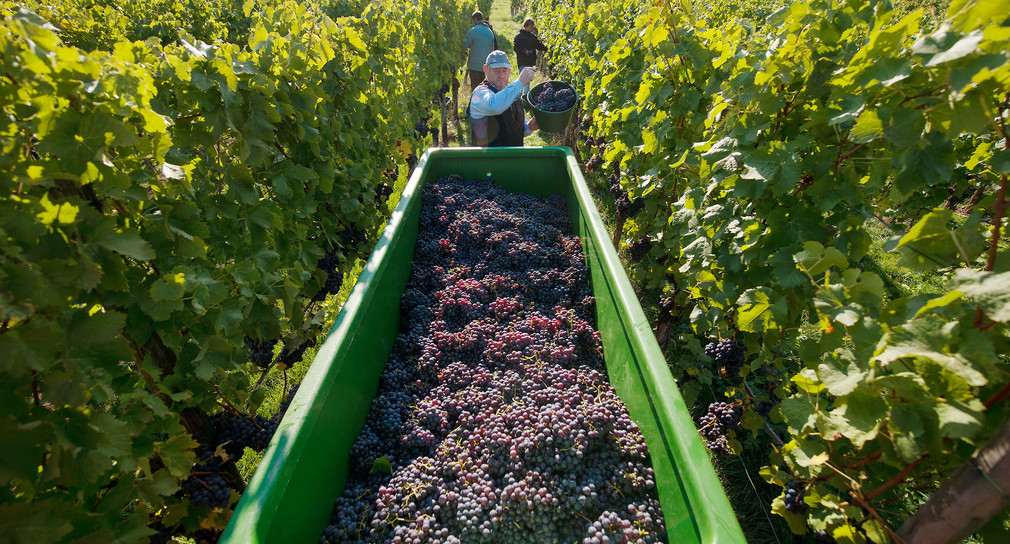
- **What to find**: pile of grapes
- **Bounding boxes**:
[532,82,577,112]
[320,175,666,543]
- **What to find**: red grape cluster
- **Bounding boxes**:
[533,82,577,112]
[628,237,653,263]
[320,176,665,543]
[698,401,741,456]
[609,174,644,219]
[705,338,745,378]
[783,480,808,514]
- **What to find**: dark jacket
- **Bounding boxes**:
[513,29,547,67]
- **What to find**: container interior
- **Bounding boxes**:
[220,147,744,544]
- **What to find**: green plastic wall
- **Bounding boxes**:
[220,147,746,544]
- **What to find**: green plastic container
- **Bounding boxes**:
[524,80,579,133]
[220,147,745,544]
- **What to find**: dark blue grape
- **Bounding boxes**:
[784,480,808,514]
[182,455,231,509]
[705,338,745,378]
[244,335,276,369]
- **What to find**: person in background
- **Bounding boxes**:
[463,11,495,94]
[513,18,547,96]
[483,15,498,50]
[468,51,539,147]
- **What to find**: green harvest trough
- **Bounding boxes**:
[219,147,746,544]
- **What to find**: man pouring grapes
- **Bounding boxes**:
[467,50,539,147]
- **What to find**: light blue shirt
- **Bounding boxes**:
[463,24,495,72]
[469,81,533,143]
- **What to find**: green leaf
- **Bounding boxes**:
[771,493,809,534]
[991,148,1010,175]
[950,269,1010,322]
[818,353,865,397]
[875,314,990,387]
[874,373,931,402]
[850,109,883,143]
[889,404,926,462]
[0,418,52,482]
[36,194,79,226]
[0,500,74,544]
[370,455,392,474]
[151,273,186,302]
[935,400,984,439]
[66,309,132,365]
[95,229,156,260]
[787,436,829,469]
[779,396,820,435]
[736,288,785,332]
[825,389,887,447]
[912,29,984,67]
[794,241,848,277]
[895,209,984,270]
[157,434,199,479]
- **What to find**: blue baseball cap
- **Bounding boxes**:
[485,50,510,69]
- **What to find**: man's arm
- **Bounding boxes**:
[469,82,523,118]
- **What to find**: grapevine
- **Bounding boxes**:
[531,0,1010,539]
[0,0,476,540]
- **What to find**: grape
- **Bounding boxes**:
[313,250,344,302]
[148,521,174,544]
[783,480,808,514]
[705,338,745,378]
[182,455,231,509]
[211,413,279,457]
[245,335,276,369]
[340,226,367,251]
[813,529,837,543]
[188,528,223,544]
[755,400,775,418]
[609,174,644,219]
[628,237,652,263]
[533,82,577,112]
[414,118,431,138]
[319,175,665,543]
[659,295,677,319]
[279,338,315,367]
[374,182,394,204]
[698,402,741,456]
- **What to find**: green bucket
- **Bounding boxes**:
[524,80,579,133]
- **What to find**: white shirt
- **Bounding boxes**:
[469,80,533,137]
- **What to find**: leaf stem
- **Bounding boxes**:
[848,490,911,544]
[864,454,927,502]
[213,384,245,417]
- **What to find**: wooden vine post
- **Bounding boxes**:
[896,420,1010,543]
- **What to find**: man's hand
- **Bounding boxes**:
[518,66,536,85]
[528,116,539,132]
